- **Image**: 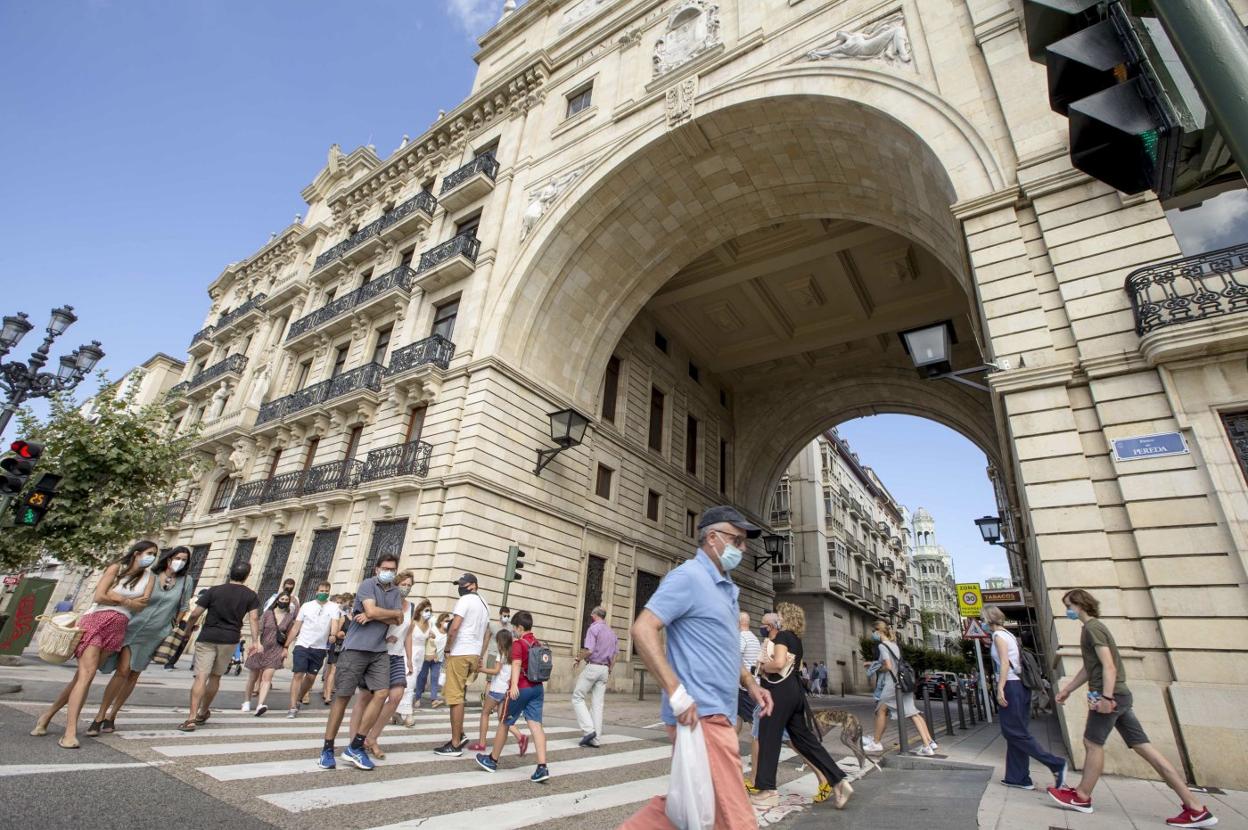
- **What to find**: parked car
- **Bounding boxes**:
[919,671,961,699]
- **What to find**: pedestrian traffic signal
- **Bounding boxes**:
[0,440,43,495]
[12,472,60,527]
[505,545,526,583]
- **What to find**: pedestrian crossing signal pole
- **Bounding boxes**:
[502,545,526,608]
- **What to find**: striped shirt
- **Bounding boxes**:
[739,629,762,672]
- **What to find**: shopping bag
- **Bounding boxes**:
[665,721,715,830]
[152,627,188,666]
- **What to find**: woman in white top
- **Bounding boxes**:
[397,598,433,726]
[429,612,450,708]
[358,571,416,757]
[32,541,156,748]
[986,605,1067,790]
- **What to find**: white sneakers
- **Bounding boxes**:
[917,745,936,756]
[862,738,885,753]
[240,701,252,712]
[929,741,940,751]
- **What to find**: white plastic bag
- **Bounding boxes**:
[666,721,716,830]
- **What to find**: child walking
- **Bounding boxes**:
[474,610,550,782]
[468,629,530,755]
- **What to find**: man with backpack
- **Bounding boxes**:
[474,610,551,782]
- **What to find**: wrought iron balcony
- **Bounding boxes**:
[183,354,248,392]
[849,578,864,598]
[287,266,418,342]
[440,153,499,196]
[888,595,900,613]
[189,325,215,350]
[361,439,432,482]
[379,191,437,241]
[162,499,188,525]
[231,479,267,509]
[214,294,267,335]
[302,459,363,496]
[256,362,385,426]
[386,334,455,376]
[314,217,385,271]
[1127,242,1248,335]
[418,232,480,273]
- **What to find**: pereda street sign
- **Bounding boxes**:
[1112,432,1188,462]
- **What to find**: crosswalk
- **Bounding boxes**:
[5,701,871,829]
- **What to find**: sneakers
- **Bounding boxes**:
[240,701,252,713]
[578,731,597,748]
[475,753,498,773]
[467,742,487,752]
[1052,760,1067,790]
[254,704,268,717]
[862,739,884,753]
[1165,805,1217,828]
[916,745,935,756]
[518,733,530,757]
[318,748,337,770]
[531,764,550,783]
[1047,786,1093,814]
[286,708,298,719]
[928,741,939,752]
[1001,780,1036,790]
[434,740,464,757]
[342,745,375,771]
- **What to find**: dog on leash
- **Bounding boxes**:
[811,708,878,775]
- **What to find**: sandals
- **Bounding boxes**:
[833,780,854,810]
[85,721,103,737]
[30,719,50,737]
[814,783,833,803]
[100,719,115,734]
[193,708,211,725]
[177,720,197,732]
[58,736,81,749]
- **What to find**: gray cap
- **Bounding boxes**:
[451,572,478,587]
[697,505,763,538]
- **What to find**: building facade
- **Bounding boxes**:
[983,576,1010,591]
[149,0,1248,787]
[910,507,961,652]
[769,430,921,693]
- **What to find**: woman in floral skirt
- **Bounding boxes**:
[244,589,296,716]
[31,541,156,748]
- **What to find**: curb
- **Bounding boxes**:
[882,753,993,773]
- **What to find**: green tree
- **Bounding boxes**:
[2,376,201,570]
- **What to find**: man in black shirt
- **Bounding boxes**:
[178,562,261,732]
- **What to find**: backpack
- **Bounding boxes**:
[524,634,553,683]
[885,642,917,693]
[1018,647,1047,693]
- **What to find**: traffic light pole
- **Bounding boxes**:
[1150,0,1248,180]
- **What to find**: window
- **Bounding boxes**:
[240,334,253,355]
[633,570,662,627]
[648,386,665,452]
[601,356,620,424]
[371,326,392,366]
[302,437,320,471]
[267,448,283,478]
[324,287,337,304]
[771,478,791,524]
[456,213,481,239]
[594,463,614,499]
[719,439,728,493]
[685,510,697,538]
[475,139,499,160]
[688,362,700,383]
[421,177,435,194]
[685,415,699,476]
[654,330,668,353]
[404,405,427,443]
[345,426,363,461]
[566,83,593,118]
[431,299,459,341]
[331,344,349,377]
[208,476,234,514]
[720,389,728,408]
[646,489,661,522]
[400,247,415,269]
[359,268,373,287]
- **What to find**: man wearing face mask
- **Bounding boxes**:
[286,581,342,718]
[435,573,491,756]
[317,554,406,771]
[620,506,774,830]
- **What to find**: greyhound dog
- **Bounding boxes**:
[811,708,878,775]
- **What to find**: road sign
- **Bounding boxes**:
[2,575,18,587]
[957,582,983,618]
[963,618,992,641]
[982,587,1024,606]
[1112,431,1188,462]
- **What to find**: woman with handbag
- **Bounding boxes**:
[31,541,157,748]
[86,546,196,735]
[752,602,851,810]
[243,590,295,716]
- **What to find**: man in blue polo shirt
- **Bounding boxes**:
[621,506,773,830]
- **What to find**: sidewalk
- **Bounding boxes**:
[912,708,1248,829]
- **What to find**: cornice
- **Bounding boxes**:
[1138,313,1248,367]
[987,360,1079,395]
[301,146,381,205]
[951,185,1022,220]
[1080,350,1151,379]
[207,222,321,296]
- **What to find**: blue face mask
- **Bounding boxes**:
[758,626,768,638]
[871,631,882,642]
[1065,607,1080,620]
[719,544,743,571]
[377,570,396,584]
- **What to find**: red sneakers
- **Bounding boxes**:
[517,733,530,757]
[1165,805,1218,828]
[1047,786,1093,813]
[467,742,487,752]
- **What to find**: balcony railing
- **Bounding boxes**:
[287,266,418,341]
[256,362,385,426]
[1127,242,1248,335]
[303,459,364,496]
[418,232,480,272]
[849,578,864,598]
[382,190,437,231]
[214,294,267,333]
[313,191,438,272]
[360,439,432,482]
[386,334,455,375]
[231,479,267,509]
[162,499,188,525]
[181,354,248,392]
[440,153,499,194]
[189,326,214,348]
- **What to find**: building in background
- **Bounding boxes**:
[911,507,960,652]
[770,429,921,693]
[983,576,1010,590]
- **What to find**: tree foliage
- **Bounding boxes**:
[2,375,201,570]
[859,634,969,675]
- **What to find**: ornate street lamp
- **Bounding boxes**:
[0,305,104,438]
[974,514,1024,554]
[899,320,1005,392]
[534,407,591,475]
[754,532,786,571]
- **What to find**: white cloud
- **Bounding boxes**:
[1166,188,1248,255]
[444,0,503,36]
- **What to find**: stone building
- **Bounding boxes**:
[983,576,1010,590]
[149,0,1248,787]
[911,507,961,652]
[769,429,922,693]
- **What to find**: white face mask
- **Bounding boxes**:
[170,560,186,573]
[422,610,432,621]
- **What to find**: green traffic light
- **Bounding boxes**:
[18,507,38,526]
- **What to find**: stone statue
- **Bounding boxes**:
[248,366,271,409]
[521,169,585,239]
[207,384,229,420]
[806,15,912,66]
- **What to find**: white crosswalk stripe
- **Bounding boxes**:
[149,727,581,758]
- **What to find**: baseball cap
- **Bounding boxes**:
[451,572,479,587]
[697,505,763,538]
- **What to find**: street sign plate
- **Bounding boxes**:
[1112,431,1188,462]
[957,582,983,618]
[963,618,991,641]
[982,587,1024,606]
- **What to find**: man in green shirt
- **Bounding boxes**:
[1047,589,1216,828]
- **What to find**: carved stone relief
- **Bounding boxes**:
[805,12,912,67]
[665,77,698,128]
[653,1,721,78]
[521,166,588,240]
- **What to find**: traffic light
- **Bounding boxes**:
[505,545,526,584]
[0,440,43,495]
[13,472,61,527]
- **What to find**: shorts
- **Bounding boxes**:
[737,687,755,723]
[1084,691,1149,747]
[333,649,391,696]
[291,646,327,675]
[193,642,236,677]
[503,685,544,725]
[326,644,342,665]
[388,654,407,688]
[441,654,477,705]
[488,690,506,703]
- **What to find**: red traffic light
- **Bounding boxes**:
[11,441,43,459]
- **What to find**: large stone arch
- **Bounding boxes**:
[480,68,1007,408]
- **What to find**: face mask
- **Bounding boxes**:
[139,554,157,568]
[458,585,471,596]
[170,560,186,573]
[501,615,510,625]
[422,610,433,621]
[276,601,290,610]
[758,626,768,638]
[719,543,743,571]
[1066,607,1080,620]
[377,570,396,584]
[401,586,413,597]
[316,592,329,602]
[871,631,882,642]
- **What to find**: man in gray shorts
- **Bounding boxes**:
[1047,589,1216,828]
[317,553,406,772]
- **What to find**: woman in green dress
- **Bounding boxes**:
[87,546,196,735]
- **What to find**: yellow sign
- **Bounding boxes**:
[956,582,983,618]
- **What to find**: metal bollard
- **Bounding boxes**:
[957,686,967,730]
[895,682,910,754]
[941,684,955,737]
[922,684,934,729]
